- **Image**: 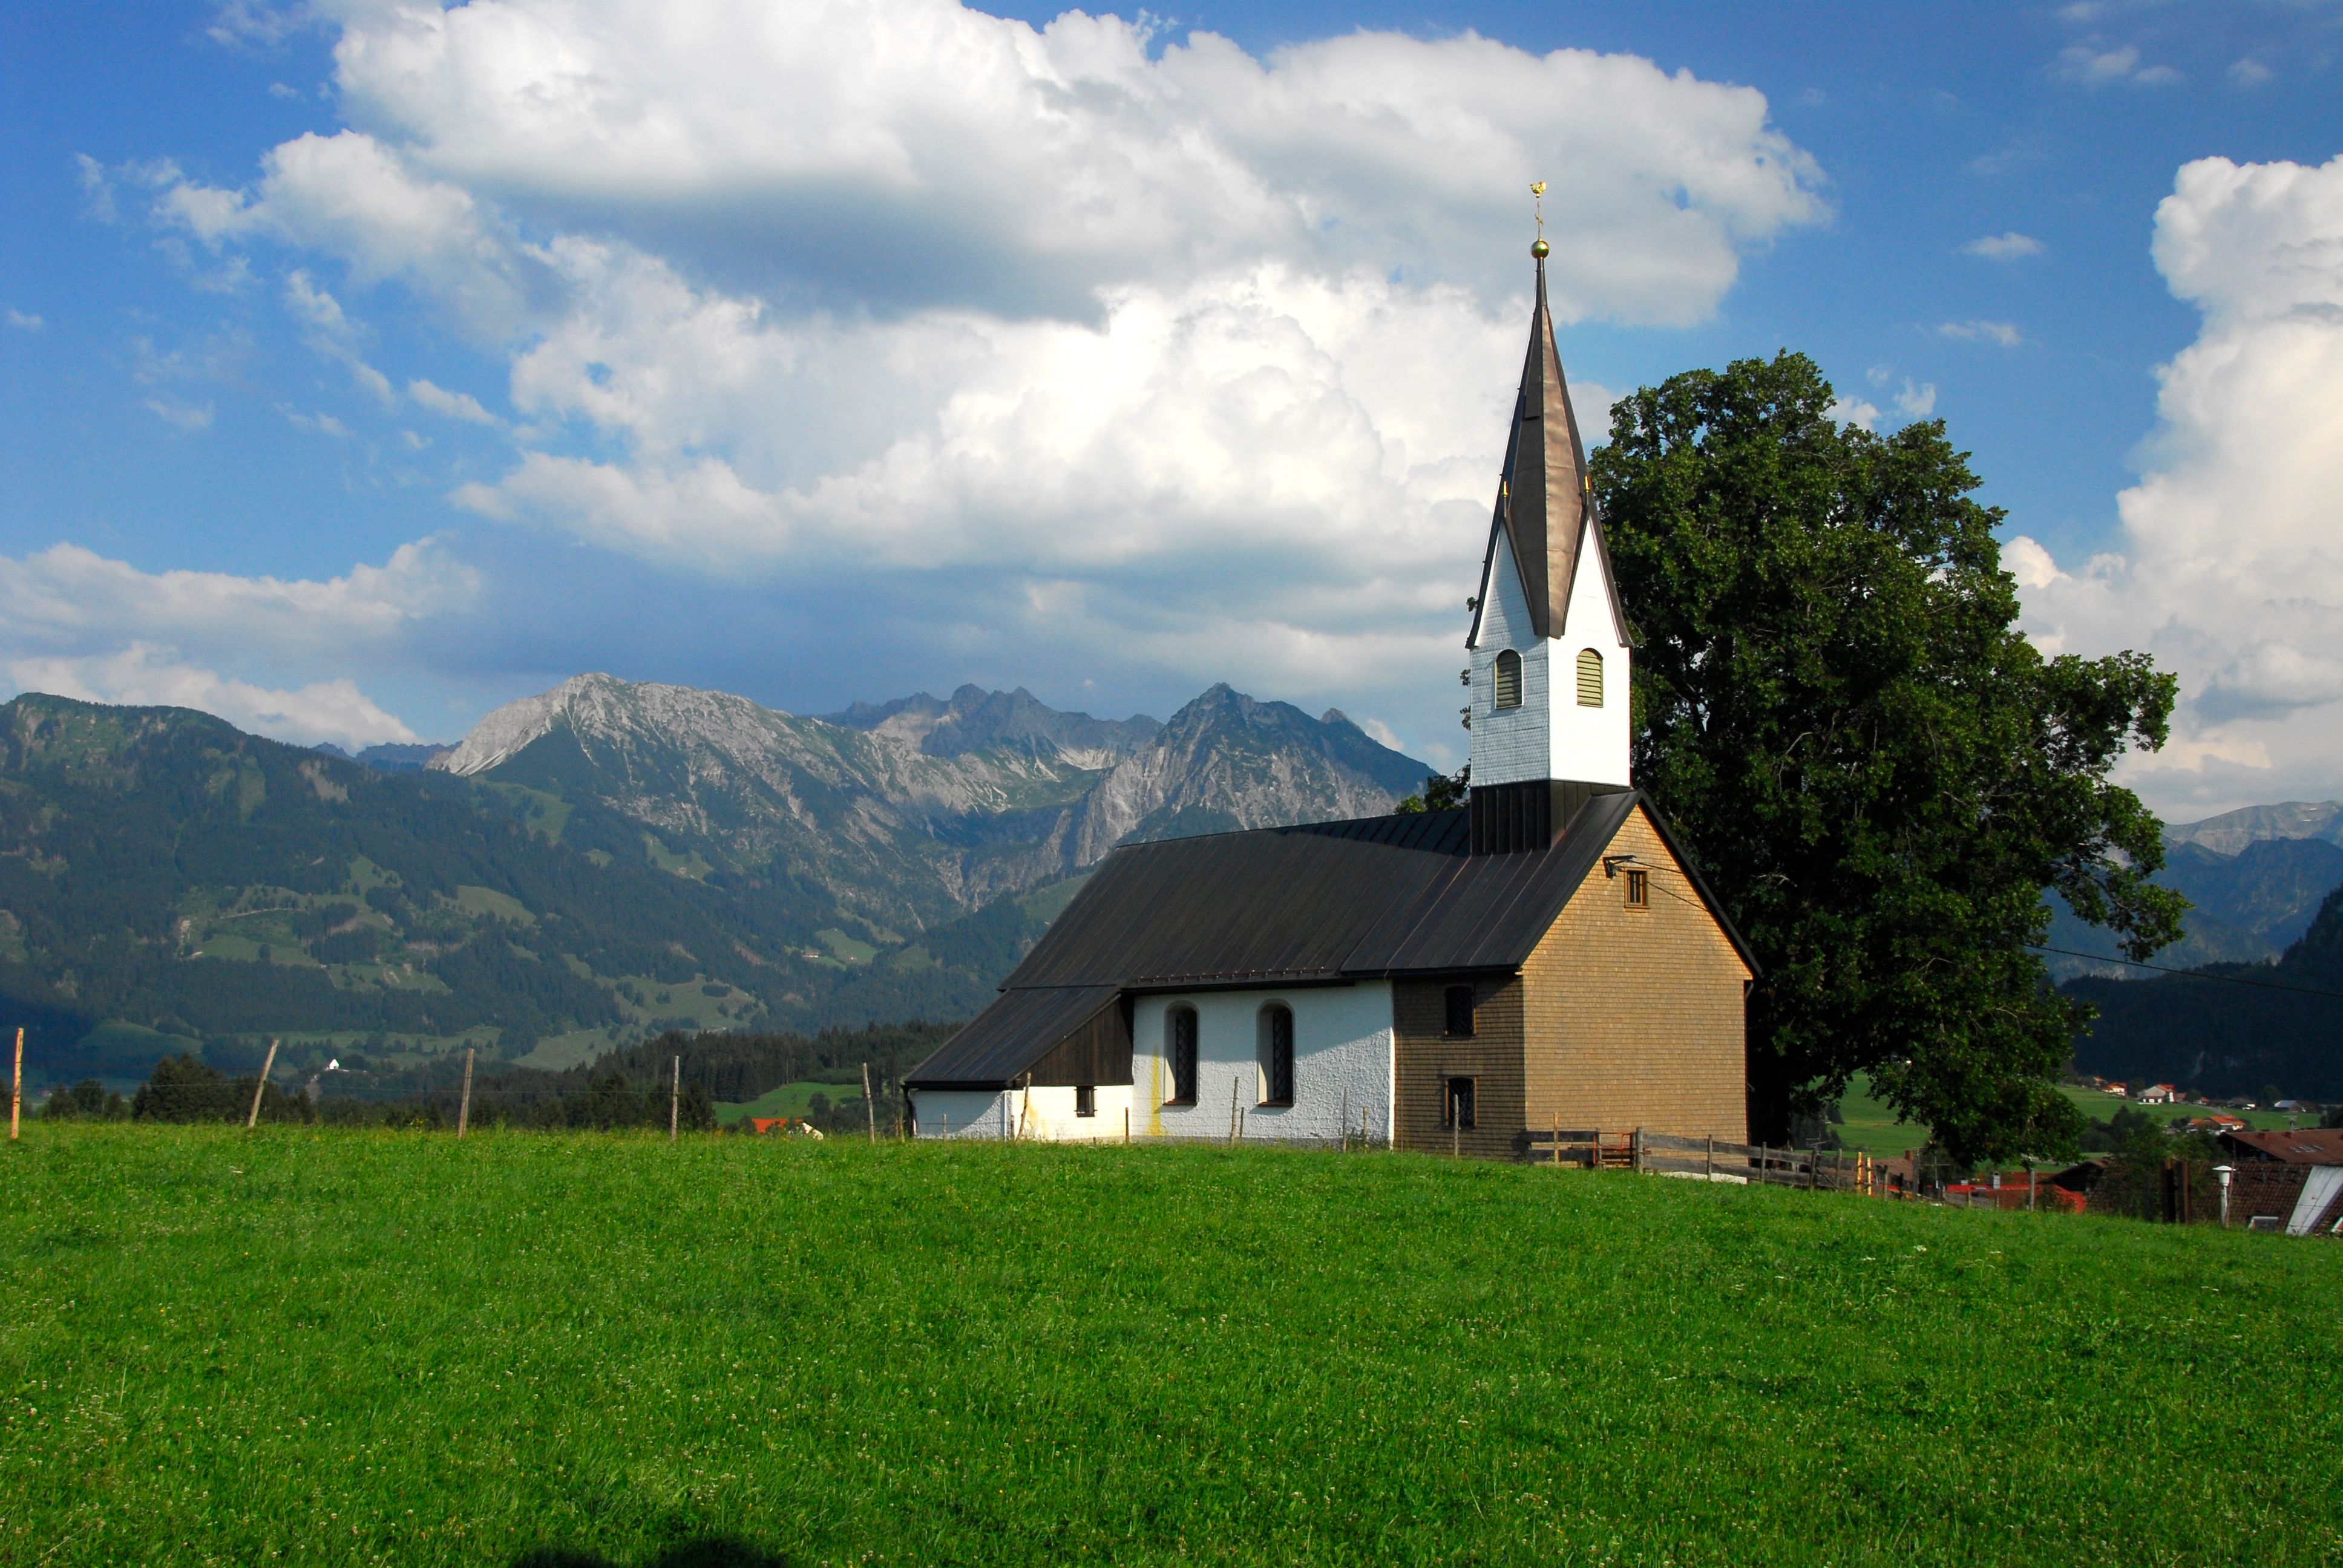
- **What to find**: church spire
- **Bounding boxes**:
[1487,250,1607,642]
[1461,215,1634,852]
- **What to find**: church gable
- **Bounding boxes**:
[1518,802,1751,1142]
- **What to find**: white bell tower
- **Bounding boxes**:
[1462,238,1631,852]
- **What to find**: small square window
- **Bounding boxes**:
[1443,984,1475,1038]
[1075,1084,1096,1117]
[1624,868,1649,909]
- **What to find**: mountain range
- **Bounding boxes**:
[1,678,1429,1089]
[2040,800,2343,979]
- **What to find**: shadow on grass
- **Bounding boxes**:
[513,1541,788,1568]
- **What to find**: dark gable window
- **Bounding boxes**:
[1259,1004,1294,1106]
[1624,868,1649,909]
[1168,1007,1198,1104]
[1075,1084,1096,1117]
[1443,1076,1476,1129]
[1493,649,1523,710]
[1443,984,1475,1038]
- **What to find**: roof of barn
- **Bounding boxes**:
[904,791,1754,1091]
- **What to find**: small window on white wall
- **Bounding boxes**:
[1576,648,1604,707]
[1258,1004,1294,1105]
[1493,650,1523,710]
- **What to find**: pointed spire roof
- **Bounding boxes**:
[1469,254,1627,647]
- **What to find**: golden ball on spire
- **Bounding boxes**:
[1531,237,1550,260]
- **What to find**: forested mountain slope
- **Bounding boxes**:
[2066,883,2343,1099]
[2,678,1429,1088]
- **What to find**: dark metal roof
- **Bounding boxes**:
[902,984,1120,1089]
[905,792,1758,1093]
[999,789,1759,987]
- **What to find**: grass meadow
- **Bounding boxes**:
[4,1127,2338,1567]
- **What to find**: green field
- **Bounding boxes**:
[4,1128,2338,1566]
[715,1080,867,1125]
[1833,1074,2315,1158]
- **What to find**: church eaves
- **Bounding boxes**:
[1469,254,1628,648]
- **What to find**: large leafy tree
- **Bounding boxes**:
[1591,352,2183,1163]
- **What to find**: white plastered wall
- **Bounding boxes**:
[1544,521,1630,787]
[1470,520,1630,789]
[1130,983,1394,1146]
[909,1085,1136,1141]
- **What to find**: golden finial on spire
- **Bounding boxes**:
[1530,181,1550,260]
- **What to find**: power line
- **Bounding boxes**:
[2033,944,2343,1001]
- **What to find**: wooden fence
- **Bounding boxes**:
[1521,1127,1891,1193]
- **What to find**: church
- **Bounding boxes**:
[903,243,1757,1156]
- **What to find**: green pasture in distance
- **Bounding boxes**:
[1833,1074,2315,1160]
[5,1129,2338,1567]
[716,1080,868,1125]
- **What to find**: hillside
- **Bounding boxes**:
[1,681,1427,1088]
[2066,882,2343,1098]
[7,1129,2338,1566]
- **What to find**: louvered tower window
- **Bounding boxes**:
[1493,649,1523,710]
[1576,648,1604,707]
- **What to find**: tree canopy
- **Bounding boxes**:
[1591,351,2183,1163]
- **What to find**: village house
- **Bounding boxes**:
[903,243,1758,1155]
[2134,1083,2177,1105]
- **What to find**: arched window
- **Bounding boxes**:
[1167,1007,1198,1105]
[1493,649,1523,710]
[1257,1003,1294,1106]
[1576,647,1604,707]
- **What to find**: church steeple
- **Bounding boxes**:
[1463,228,1633,854]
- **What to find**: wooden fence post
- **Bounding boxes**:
[862,1062,876,1145]
[8,1026,19,1142]
[1705,1134,1714,1181]
[1632,1127,1643,1174]
[669,1055,680,1142]
[244,1039,279,1129]
[456,1047,475,1139]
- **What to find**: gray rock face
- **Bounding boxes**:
[2044,800,2343,980]
[435,674,1430,931]
[2161,800,2343,857]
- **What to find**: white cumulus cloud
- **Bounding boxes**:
[5,647,418,751]
[97,0,1826,756]
[2013,153,2343,814]
[0,540,476,748]
[1962,232,2042,260]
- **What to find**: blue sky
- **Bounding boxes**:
[4,1,2341,817]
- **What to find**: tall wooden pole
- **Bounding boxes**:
[245,1039,279,1129]
[862,1062,876,1144]
[456,1048,475,1139]
[669,1054,680,1142]
[9,1027,21,1140]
